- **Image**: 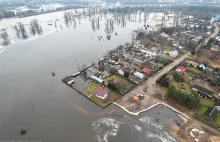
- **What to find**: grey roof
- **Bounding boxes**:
[63,76,73,83]
[193,85,214,96]
[215,99,220,106]
[204,107,219,120]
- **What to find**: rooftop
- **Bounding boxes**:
[193,85,215,96]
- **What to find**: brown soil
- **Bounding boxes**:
[197,50,220,68]
[209,136,220,142]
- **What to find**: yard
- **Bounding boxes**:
[214,114,220,126]
[199,98,215,107]
[172,81,191,92]
[197,50,220,68]
[197,106,208,117]
[85,82,120,105]
[105,74,135,94]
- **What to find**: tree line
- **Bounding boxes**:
[0,19,43,46]
[167,85,200,109]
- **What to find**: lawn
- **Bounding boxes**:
[187,66,202,75]
[198,106,208,117]
[172,81,191,92]
[85,81,120,104]
[214,114,220,126]
[85,82,105,104]
[199,98,215,107]
[105,74,130,89]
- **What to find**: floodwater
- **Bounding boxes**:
[0,9,179,142]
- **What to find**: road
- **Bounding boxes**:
[120,52,190,101]
[120,23,219,101]
[195,23,220,53]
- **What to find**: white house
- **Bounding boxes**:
[199,64,207,70]
[144,51,157,60]
[134,71,145,79]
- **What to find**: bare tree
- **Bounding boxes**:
[0,30,10,45]
[17,22,28,39]
[29,19,43,35]
[13,25,20,38]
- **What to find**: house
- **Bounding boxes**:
[94,87,109,100]
[134,71,145,79]
[141,68,151,74]
[199,61,210,70]
[63,76,74,85]
[215,99,220,111]
[118,70,124,76]
[144,51,157,60]
[204,107,219,122]
[192,36,203,44]
[166,75,174,82]
[210,47,219,52]
[192,85,215,98]
[167,37,174,41]
[91,75,104,84]
[199,64,208,70]
[169,50,179,58]
[176,66,186,74]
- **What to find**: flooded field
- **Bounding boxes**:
[0,8,180,142]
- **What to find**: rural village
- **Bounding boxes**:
[59,6,220,142]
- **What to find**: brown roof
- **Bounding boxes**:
[94,87,109,97]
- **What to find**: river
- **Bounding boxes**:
[0,9,180,142]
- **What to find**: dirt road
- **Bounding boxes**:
[119,52,190,102]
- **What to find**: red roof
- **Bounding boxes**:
[142,68,151,73]
[121,67,129,72]
[177,66,186,73]
[94,87,109,97]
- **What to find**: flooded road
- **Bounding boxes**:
[0,9,179,142]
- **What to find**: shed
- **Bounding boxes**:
[215,99,220,111]
[192,85,215,98]
[91,75,104,84]
[204,107,219,122]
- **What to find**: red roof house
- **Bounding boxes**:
[121,66,130,72]
[94,87,109,100]
[176,66,186,74]
[142,68,151,74]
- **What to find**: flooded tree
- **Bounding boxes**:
[64,12,71,27]
[13,25,20,38]
[91,18,96,31]
[54,21,57,28]
[96,17,100,30]
[29,19,43,35]
[17,22,28,39]
[0,30,10,46]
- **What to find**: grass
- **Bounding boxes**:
[199,98,215,107]
[172,81,191,92]
[85,82,106,104]
[85,81,120,104]
[198,106,208,117]
[187,66,202,75]
[214,114,220,126]
[105,74,130,89]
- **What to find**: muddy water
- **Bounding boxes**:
[0,10,179,142]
